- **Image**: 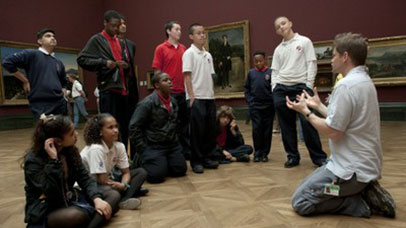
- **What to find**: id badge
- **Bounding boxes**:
[324,183,340,196]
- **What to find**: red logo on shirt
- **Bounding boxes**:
[296,46,302,52]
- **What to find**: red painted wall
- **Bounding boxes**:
[1,0,405,117]
[105,0,406,104]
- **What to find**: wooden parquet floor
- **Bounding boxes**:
[0,121,405,228]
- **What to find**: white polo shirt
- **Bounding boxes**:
[80,141,129,179]
[325,66,382,183]
[182,44,215,100]
[71,80,83,98]
[271,33,317,88]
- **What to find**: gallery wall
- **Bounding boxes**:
[105,0,406,105]
[0,0,405,117]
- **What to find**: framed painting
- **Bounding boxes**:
[267,56,273,68]
[366,35,406,86]
[313,40,333,64]
[0,40,82,105]
[204,20,250,98]
[315,71,334,92]
[146,70,154,89]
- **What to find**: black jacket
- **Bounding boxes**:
[216,124,245,151]
[121,38,139,111]
[77,33,129,92]
[129,91,178,154]
[24,149,101,224]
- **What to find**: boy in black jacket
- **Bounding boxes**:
[129,72,187,183]
[77,10,132,151]
[244,51,275,162]
[214,105,253,163]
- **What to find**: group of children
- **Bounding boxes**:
[23,107,254,228]
[22,21,279,228]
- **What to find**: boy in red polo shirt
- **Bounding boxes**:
[152,21,190,159]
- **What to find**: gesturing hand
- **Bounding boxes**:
[302,87,322,110]
[286,93,310,115]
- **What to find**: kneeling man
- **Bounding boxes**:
[287,33,396,218]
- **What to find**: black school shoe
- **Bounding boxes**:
[203,159,219,169]
[135,186,149,197]
[313,159,327,167]
[192,164,204,174]
[362,180,396,218]
[261,156,269,162]
[236,154,250,162]
[284,158,299,168]
[253,156,261,162]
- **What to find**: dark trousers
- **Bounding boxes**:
[100,90,130,151]
[171,93,190,158]
[142,142,187,183]
[111,168,147,201]
[273,83,327,163]
[189,99,216,167]
[214,145,253,161]
[30,99,67,119]
[249,104,275,158]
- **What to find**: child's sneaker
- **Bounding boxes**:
[119,198,142,210]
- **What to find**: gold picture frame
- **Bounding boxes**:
[313,35,406,87]
[0,40,83,105]
[204,20,250,99]
[366,35,406,86]
[146,70,154,89]
[313,40,333,65]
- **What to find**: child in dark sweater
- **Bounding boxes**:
[214,105,253,163]
[244,51,275,162]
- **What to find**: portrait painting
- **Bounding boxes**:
[204,20,250,98]
[146,70,154,89]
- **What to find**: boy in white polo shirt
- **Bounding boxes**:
[182,23,219,174]
[271,16,327,168]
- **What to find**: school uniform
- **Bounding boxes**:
[244,66,275,159]
[182,44,218,169]
[214,123,253,162]
[129,91,187,183]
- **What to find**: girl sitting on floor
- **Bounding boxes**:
[23,114,118,228]
[214,106,253,163]
[81,113,147,210]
